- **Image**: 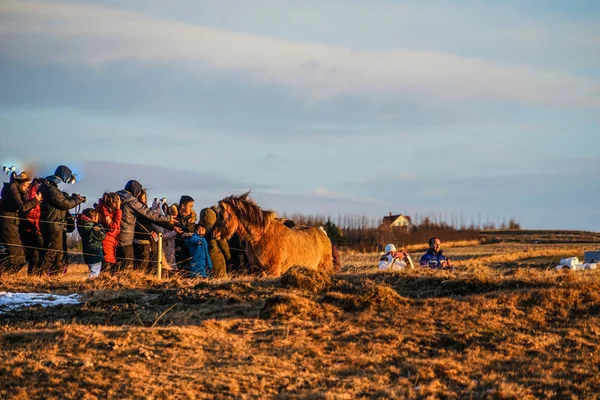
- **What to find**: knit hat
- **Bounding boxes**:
[11,171,29,182]
[199,207,217,229]
[384,244,396,254]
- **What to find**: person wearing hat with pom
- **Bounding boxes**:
[0,170,42,273]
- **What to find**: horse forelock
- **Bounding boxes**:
[219,192,275,230]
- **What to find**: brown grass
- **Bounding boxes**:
[2,242,600,399]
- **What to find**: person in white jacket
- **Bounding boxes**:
[378,243,414,270]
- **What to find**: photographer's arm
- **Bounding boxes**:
[48,186,83,210]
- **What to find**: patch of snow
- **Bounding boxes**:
[0,292,81,313]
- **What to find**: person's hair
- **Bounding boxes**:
[428,237,440,246]
[102,192,121,213]
[169,204,179,217]
[179,195,194,207]
[82,208,99,219]
[195,223,206,231]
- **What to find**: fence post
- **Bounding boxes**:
[157,232,163,279]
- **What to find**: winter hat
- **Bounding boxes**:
[384,244,396,254]
[11,171,29,183]
[199,207,217,230]
[124,180,143,198]
[53,165,74,183]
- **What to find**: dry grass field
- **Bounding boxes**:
[2,239,600,399]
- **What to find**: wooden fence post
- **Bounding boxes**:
[157,233,163,279]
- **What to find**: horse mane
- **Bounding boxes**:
[220,191,277,229]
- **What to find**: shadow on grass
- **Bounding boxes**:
[1,268,575,329]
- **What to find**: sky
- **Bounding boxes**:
[0,0,599,230]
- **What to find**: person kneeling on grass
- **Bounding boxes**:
[76,208,106,279]
[379,243,414,270]
[182,222,212,278]
[420,237,454,270]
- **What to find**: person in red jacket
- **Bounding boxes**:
[95,192,122,273]
[22,178,44,275]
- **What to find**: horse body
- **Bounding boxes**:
[216,192,333,276]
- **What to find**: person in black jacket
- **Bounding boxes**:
[174,195,196,270]
[132,189,154,272]
[0,171,42,274]
[35,165,85,276]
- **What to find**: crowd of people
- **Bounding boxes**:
[0,165,244,279]
[0,164,455,279]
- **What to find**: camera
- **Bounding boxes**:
[73,193,87,203]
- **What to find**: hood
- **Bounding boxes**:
[53,165,73,183]
[116,189,135,204]
[124,180,143,198]
[199,207,217,229]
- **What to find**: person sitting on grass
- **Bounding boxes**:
[420,237,454,270]
[379,243,413,270]
[76,208,106,279]
[183,222,212,278]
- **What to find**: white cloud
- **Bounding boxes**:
[1,0,599,108]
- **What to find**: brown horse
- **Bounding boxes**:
[215,192,334,276]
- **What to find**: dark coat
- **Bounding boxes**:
[206,231,230,278]
[0,181,39,267]
[174,211,196,266]
[0,182,40,216]
[38,178,83,233]
[76,214,106,265]
[116,181,171,246]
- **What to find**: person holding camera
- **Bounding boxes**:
[378,243,413,270]
[419,237,454,270]
[0,170,42,274]
[35,165,85,276]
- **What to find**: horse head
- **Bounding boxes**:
[214,191,277,242]
[214,200,239,240]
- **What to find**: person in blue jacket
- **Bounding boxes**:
[183,222,212,278]
[420,237,454,270]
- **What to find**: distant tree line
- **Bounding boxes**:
[282,212,521,252]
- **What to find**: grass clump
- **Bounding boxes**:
[280,265,332,293]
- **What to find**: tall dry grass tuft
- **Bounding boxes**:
[2,242,600,398]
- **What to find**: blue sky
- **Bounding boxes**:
[0,0,599,229]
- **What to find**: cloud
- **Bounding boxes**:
[1,0,599,108]
[72,160,275,207]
